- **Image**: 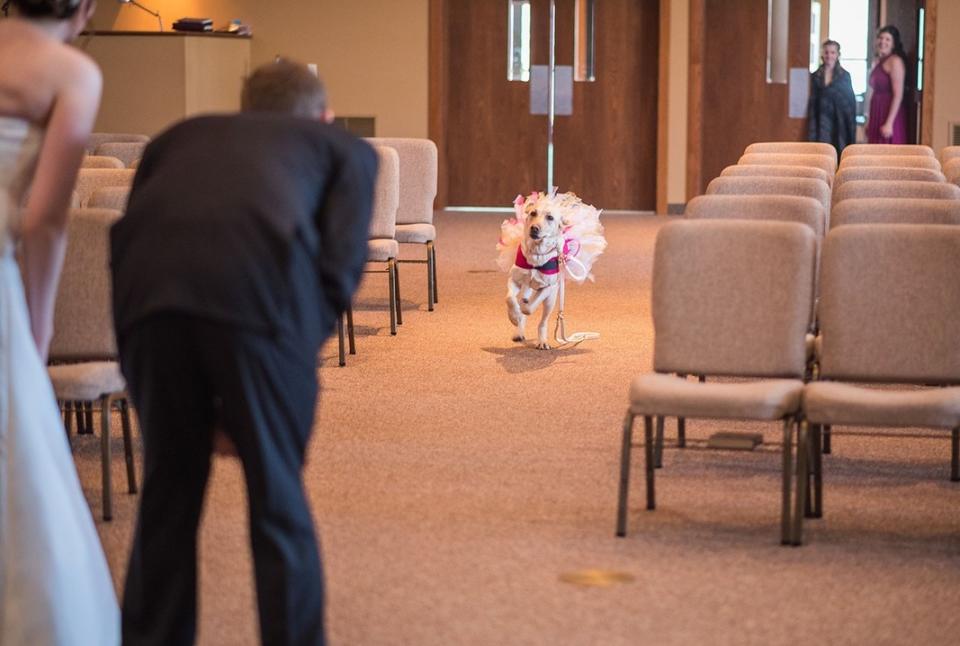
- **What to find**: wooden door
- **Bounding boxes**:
[433,0,659,210]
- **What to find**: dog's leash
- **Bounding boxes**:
[554,241,600,348]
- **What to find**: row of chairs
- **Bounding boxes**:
[617,141,960,546]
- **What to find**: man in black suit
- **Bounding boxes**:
[112,61,377,646]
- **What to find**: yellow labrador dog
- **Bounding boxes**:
[505,198,564,349]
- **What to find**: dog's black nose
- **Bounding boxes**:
[529,226,540,239]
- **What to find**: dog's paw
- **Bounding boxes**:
[535,341,551,350]
[512,334,526,343]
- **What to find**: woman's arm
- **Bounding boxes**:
[881,56,905,139]
[20,52,101,361]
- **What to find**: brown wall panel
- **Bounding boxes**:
[697,0,811,195]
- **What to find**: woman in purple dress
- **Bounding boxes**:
[866,25,908,144]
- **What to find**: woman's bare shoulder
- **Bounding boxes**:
[883,55,906,73]
[0,23,100,119]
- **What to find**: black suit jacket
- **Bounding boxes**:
[111,113,377,348]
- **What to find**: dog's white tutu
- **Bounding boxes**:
[496,190,607,282]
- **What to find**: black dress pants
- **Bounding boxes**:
[120,314,325,646]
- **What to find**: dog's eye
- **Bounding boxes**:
[546,214,554,221]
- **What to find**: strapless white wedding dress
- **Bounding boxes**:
[0,117,119,644]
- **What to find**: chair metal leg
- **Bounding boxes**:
[63,401,73,437]
[616,411,635,537]
[952,427,959,482]
[85,401,94,435]
[120,399,137,494]
[76,401,89,435]
[781,417,794,545]
[100,394,113,521]
[431,243,438,304]
[393,258,403,325]
[426,241,436,311]
[347,306,356,354]
[337,313,346,367]
[792,419,810,546]
[654,415,665,469]
[812,424,823,518]
[677,417,686,449]
[644,416,656,510]
[387,258,397,335]
[823,424,832,454]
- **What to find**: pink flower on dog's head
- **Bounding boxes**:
[513,194,525,208]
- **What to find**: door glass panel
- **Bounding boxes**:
[507,0,532,82]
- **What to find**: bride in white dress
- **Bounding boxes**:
[0,1,120,644]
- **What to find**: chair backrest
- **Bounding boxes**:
[942,146,960,166]
[744,142,837,166]
[833,166,945,195]
[705,176,831,223]
[738,152,836,177]
[840,154,941,170]
[684,194,824,238]
[48,208,122,360]
[365,137,438,226]
[652,220,815,378]
[818,224,960,383]
[720,163,830,186]
[73,168,136,207]
[833,179,960,205]
[88,186,131,211]
[831,198,960,228]
[85,132,149,155]
[368,145,399,240]
[81,155,124,169]
[840,143,935,160]
[94,141,146,168]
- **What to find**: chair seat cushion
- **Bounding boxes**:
[368,238,399,261]
[48,361,125,402]
[395,223,436,244]
[629,373,803,420]
[803,381,960,428]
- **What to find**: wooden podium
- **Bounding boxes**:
[82,31,252,136]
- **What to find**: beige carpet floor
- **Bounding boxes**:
[75,211,960,645]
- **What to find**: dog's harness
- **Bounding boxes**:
[514,246,560,274]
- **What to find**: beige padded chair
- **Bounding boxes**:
[366,145,402,335]
[800,224,960,543]
[685,194,824,237]
[744,142,837,167]
[88,186,131,211]
[94,141,146,168]
[944,158,960,185]
[833,166,945,195]
[74,168,135,207]
[941,146,960,166]
[367,137,439,311]
[85,132,148,155]
[738,152,837,178]
[720,164,830,186]
[81,155,125,169]
[831,198,960,228]
[47,208,136,521]
[840,143,935,160]
[617,219,816,545]
[705,176,831,227]
[840,155,941,171]
[833,179,960,205]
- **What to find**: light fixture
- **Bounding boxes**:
[118,0,163,32]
